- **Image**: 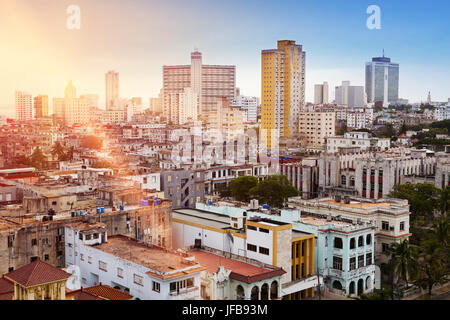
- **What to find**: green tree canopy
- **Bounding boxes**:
[229,176,258,202]
[249,175,299,208]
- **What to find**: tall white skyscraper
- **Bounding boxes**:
[106,70,120,109]
[314,82,329,104]
[15,91,33,121]
[365,53,399,106]
[163,50,236,125]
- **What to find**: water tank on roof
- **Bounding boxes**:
[262,204,269,210]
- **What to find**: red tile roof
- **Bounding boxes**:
[189,250,285,284]
[0,277,14,300]
[67,284,132,300]
[4,259,71,287]
[83,284,133,300]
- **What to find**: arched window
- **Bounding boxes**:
[350,176,355,187]
[270,281,278,300]
[236,285,245,300]
[251,286,259,300]
[366,234,372,245]
[332,280,343,290]
[334,237,343,249]
[358,236,364,247]
[350,238,356,249]
[349,281,355,295]
[261,284,269,300]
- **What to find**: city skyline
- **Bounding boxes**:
[1,0,450,117]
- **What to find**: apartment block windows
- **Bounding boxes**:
[247,244,257,252]
[400,221,405,231]
[358,236,364,247]
[350,238,356,249]
[333,256,343,270]
[366,234,372,245]
[31,238,37,246]
[134,274,144,286]
[349,257,356,271]
[382,243,389,253]
[7,235,14,248]
[117,268,123,278]
[259,228,269,234]
[381,221,389,231]
[152,281,160,293]
[259,247,270,255]
[247,225,257,231]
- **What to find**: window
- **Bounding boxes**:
[93,233,99,239]
[366,253,372,266]
[366,234,372,245]
[350,238,356,249]
[400,221,405,231]
[247,225,257,231]
[358,255,365,268]
[334,237,343,249]
[99,261,107,272]
[117,268,123,278]
[80,254,84,261]
[382,243,389,253]
[79,233,83,240]
[358,236,364,247]
[349,257,356,270]
[134,274,144,286]
[247,244,257,252]
[333,256,342,270]
[259,247,270,255]
[44,254,49,261]
[341,175,346,186]
[167,175,172,182]
[259,228,269,234]
[88,256,92,264]
[152,281,160,293]
[7,235,14,248]
[381,221,389,231]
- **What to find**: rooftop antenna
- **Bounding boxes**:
[382,49,385,57]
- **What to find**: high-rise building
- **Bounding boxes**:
[34,95,49,118]
[53,81,90,126]
[105,71,120,109]
[261,40,306,149]
[314,82,329,104]
[298,111,336,148]
[15,91,33,121]
[335,81,366,108]
[80,94,99,108]
[163,50,236,125]
[365,53,399,106]
[231,96,258,122]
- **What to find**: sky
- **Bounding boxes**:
[0,0,449,117]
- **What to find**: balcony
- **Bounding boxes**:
[169,286,200,300]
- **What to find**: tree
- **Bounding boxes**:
[215,183,231,198]
[249,175,299,208]
[438,187,450,215]
[81,135,103,150]
[229,176,258,202]
[387,240,418,289]
[29,147,47,170]
[414,238,449,297]
[51,141,66,161]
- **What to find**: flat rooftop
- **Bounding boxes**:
[300,216,352,228]
[173,208,234,230]
[92,235,203,279]
[322,199,395,210]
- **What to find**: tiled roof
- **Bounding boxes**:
[4,259,71,287]
[84,284,133,300]
[189,250,286,284]
[0,277,14,300]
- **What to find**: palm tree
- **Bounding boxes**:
[388,240,419,289]
[51,141,66,161]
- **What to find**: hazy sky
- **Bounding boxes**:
[1,0,449,116]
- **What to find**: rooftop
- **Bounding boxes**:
[67,284,133,300]
[91,235,205,280]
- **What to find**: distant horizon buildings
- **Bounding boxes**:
[33,95,49,118]
[15,91,33,121]
[52,81,90,126]
[314,82,329,105]
[365,53,399,106]
[335,81,366,108]
[261,40,306,149]
[106,71,120,109]
[231,95,259,122]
